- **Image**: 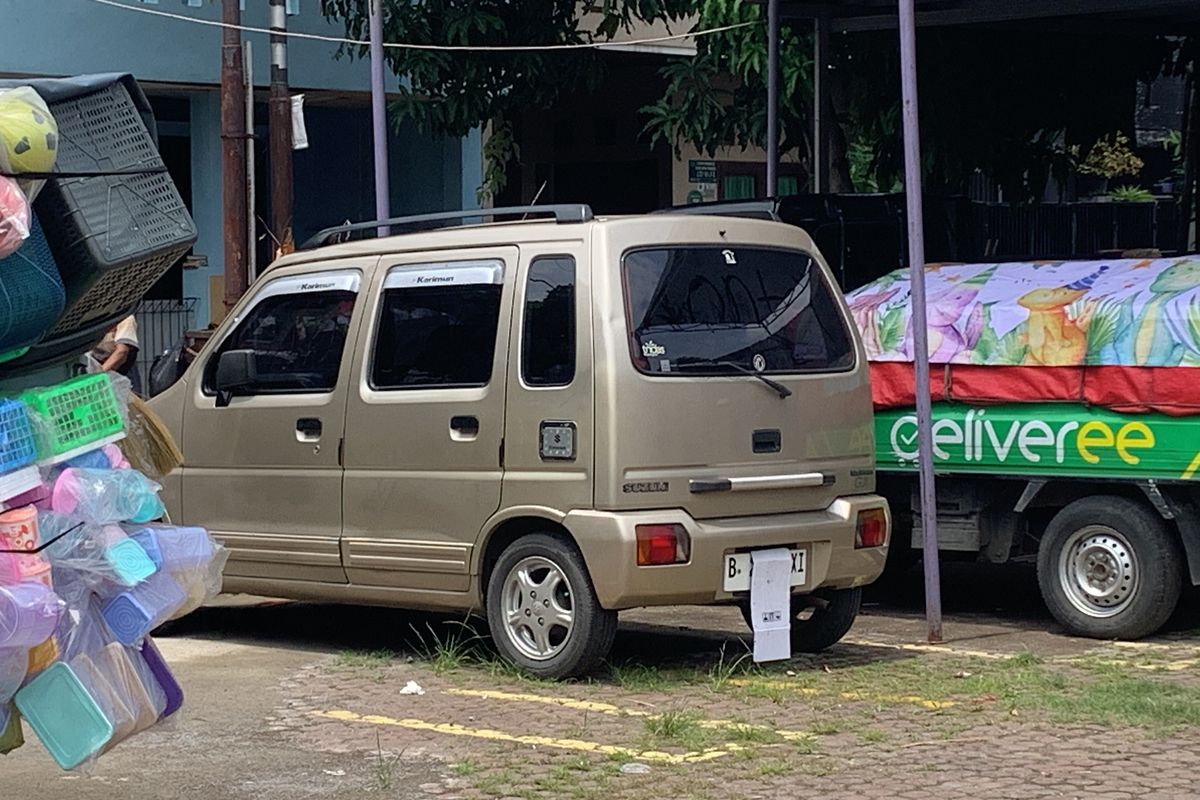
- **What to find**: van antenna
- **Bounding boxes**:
[521,181,549,220]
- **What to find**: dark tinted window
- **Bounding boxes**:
[623,247,854,375]
[204,289,356,393]
[372,284,502,389]
[522,257,575,386]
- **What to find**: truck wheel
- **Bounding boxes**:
[739,587,862,653]
[486,534,617,679]
[1037,496,1183,639]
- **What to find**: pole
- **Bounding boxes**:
[269,0,294,255]
[766,0,780,198]
[898,0,942,643]
[369,0,391,236]
[244,41,257,285]
[221,0,247,314]
[812,15,831,194]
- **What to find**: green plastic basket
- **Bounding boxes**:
[21,374,124,460]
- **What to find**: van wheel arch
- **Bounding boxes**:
[479,516,580,602]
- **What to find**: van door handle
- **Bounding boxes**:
[450,415,480,440]
[296,418,322,441]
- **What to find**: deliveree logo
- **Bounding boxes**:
[888,409,1154,467]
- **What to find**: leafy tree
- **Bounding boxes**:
[321,0,693,201]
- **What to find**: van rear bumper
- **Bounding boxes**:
[564,495,890,610]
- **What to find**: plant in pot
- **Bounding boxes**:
[1075,132,1144,198]
[1155,130,1184,195]
[1109,185,1155,203]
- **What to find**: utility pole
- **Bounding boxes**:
[221,0,248,313]
[369,0,391,236]
[269,0,294,255]
[766,0,779,198]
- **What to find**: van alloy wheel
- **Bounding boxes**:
[500,556,575,661]
[1058,525,1137,619]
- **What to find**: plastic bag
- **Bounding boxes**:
[49,468,165,525]
[0,175,30,259]
[0,87,58,203]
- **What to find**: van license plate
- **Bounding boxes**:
[723,549,807,592]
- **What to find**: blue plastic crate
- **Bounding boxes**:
[0,215,66,356]
[0,398,36,474]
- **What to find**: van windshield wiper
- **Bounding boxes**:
[672,359,793,399]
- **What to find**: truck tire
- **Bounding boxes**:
[486,534,617,679]
[1037,496,1183,640]
[740,587,862,653]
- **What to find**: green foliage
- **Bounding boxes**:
[1109,184,1154,202]
[1083,299,1123,364]
[640,1,812,163]
[1077,132,1145,179]
[321,0,693,199]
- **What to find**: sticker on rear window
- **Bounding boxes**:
[642,340,666,357]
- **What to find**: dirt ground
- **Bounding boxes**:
[4,561,1200,799]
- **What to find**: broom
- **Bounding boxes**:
[118,394,184,478]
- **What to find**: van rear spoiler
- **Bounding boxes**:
[653,199,781,221]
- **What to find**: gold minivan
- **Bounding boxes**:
[152,205,890,677]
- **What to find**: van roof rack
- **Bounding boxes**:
[653,199,781,221]
[300,204,595,250]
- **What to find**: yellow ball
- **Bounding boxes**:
[0,96,58,175]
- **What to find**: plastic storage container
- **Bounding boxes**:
[100,571,185,646]
[0,398,37,474]
[0,215,66,361]
[0,582,61,647]
[21,373,124,461]
[14,662,113,767]
[37,81,197,335]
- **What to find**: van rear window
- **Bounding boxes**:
[622,247,855,375]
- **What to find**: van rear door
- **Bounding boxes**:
[604,242,874,520]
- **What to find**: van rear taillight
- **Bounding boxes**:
[636,524,690,566]
[855,508,888,549]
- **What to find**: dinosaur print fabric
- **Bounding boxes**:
[847,258,1200,368]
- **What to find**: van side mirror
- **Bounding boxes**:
[215,349,257,408]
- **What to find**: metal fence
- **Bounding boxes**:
[133,298,197,396]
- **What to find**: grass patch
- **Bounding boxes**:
[725,720,784,745]
[609,662,691,692]
[756,758,795,777]
[409,620,483,674]
[811,720,840,736]
[706,644,755,691]
[860,729,887,744]
[451,759,478,776]
[642,709,716,751]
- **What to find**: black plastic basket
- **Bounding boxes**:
[0,215,66,360]
[35,81,196,334]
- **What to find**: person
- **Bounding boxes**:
[90,315,142,392]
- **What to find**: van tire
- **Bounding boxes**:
[486,534,617,679]
[1037,496,1182,640]
[739,587,862,653]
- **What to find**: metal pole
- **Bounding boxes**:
[221,0,247,313]
[244,40,257,285]
[369,0,391,236]
[812,15,831,194]
[269,0,294,255]
[766,0,779,198]
[898,0,942,643]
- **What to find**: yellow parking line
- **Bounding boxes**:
[313,709,735,764]
[446,688,814,742]
[726,678,956,710]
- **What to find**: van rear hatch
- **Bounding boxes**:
[604,243,875,519]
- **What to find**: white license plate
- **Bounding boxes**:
[723,549,807,592]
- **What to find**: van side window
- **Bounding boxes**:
[371,277,502,389]
[203,289,357,394]
[521,256,575,387]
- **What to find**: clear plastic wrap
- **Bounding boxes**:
[49,467,165,525]
[0,175,30,259]
[0,86,58,203]
[0,645,28,704]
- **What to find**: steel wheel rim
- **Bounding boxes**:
[1057,525,1138,619]
[500,556,575,661]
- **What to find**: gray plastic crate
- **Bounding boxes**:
[36,81,196,334]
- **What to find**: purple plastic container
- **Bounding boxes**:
[127,526,213,572]
[139,637,182,718]
[100,572,185,646]
[0,582,61,647]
